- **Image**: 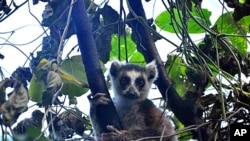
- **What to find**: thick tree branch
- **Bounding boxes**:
[71,0,122,133]
[126,0,199,126]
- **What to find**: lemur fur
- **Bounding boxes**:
[89,60,177,141]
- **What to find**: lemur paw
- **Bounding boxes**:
[101,125,128,140]
[88,93,111,106]
[107,125,123,134]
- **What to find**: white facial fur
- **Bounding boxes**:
[109,60,158,105]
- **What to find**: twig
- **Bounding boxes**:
[57,0,75,63]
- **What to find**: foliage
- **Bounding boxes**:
[155,5,211,34]
[214,12,248,57]
[29,56,89,103]
[154,1,250,140]
[165,55,189,97]
[13,110,47,141]
[59,55,89,98]
[0,80,29,126]
[110,34,144,62]
[0,0,250,140]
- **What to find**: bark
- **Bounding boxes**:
[71,0,123,132]
[127,0,199,127]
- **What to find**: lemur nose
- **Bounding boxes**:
[125,87,138,99]
[125,92,138,99]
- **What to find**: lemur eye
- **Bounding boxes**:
[120,76,130,86]
[135,77,145,88]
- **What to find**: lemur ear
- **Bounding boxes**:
[109,60,122,78]
[146,60,158,81]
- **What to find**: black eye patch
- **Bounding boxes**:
[119,76,130,88]
[135,77,145,89]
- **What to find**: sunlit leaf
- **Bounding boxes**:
[239,0,246,4]
[237,15,250,33]
[155,7,211,33]
[111,34,144,62]
[215,12,247,57]
[128,51,144,63]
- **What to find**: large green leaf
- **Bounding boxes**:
[155,7,211,33]
[110,34,144,62]
[237,15,250,33]
[29,57,90,102]
[214,12,248,57]
[166,55,193,97]
[59,55,89,99]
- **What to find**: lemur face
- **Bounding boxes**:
[109,60,158,101]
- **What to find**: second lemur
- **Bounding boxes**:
[89,60,177,141]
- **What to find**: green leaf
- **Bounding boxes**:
[110,34,144,62]
[155,8,211,33]
[29,59,49,103]
[129,51,144,63]
[214,12,248,57]
[155,11,176,33]
[29,57,90,102]
[237,15,250,33]
[59,55,89,99]
[29,75,44,103]
[239,0,246,4]
[166,55,189,97]
[26,126,48,141]
[173,116,193,141]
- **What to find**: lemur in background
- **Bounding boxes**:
[89,60,177,141]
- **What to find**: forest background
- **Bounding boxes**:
[0,0,250,141]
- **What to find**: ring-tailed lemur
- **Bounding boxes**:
[88,60,177,141]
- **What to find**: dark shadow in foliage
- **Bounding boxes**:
[31,0,123,71]
[91,3,124,63]
[13,110,47,141]
[11,67,32,88]
[0,79,29,126]
[46,109,92,141]
[58,109,91,137]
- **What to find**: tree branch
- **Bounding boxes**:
[126,0,198,126]
[71,0,123,133]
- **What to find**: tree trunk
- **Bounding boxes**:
[71,0,123,133]
[127,0,199,127]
